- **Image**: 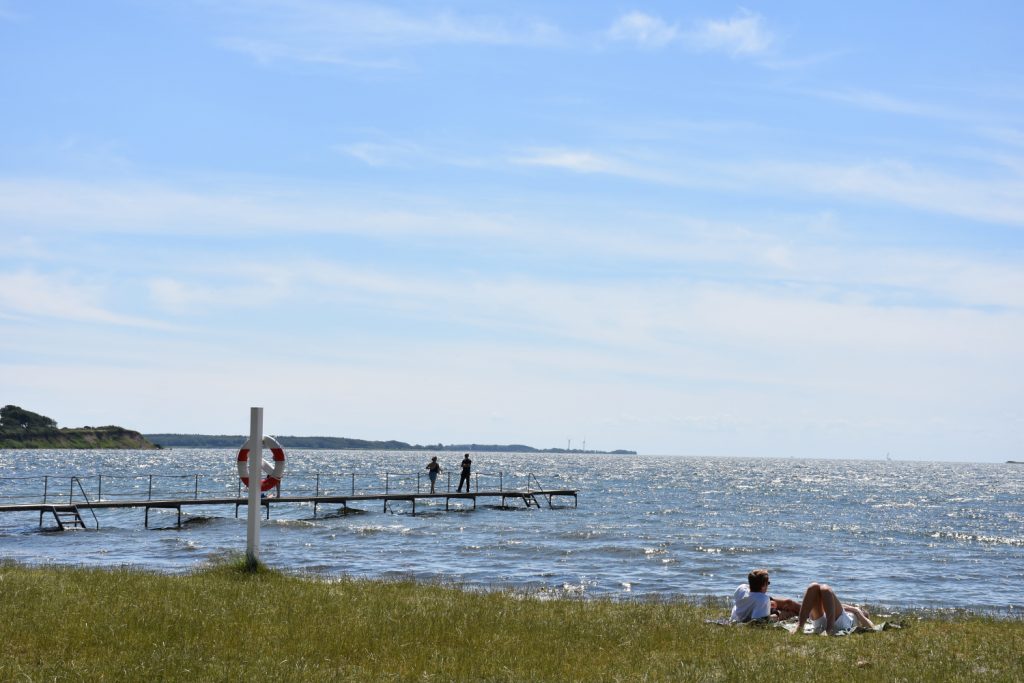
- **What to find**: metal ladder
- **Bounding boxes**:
[525,473,547,508]
[47,505,87,530]
[40,477,99,530]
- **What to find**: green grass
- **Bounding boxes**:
[1,561,1021,682]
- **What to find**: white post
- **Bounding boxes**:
[246,407,263,566]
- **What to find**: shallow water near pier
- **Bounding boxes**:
[1,450,1021,615]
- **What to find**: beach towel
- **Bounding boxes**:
[705,617,902,636]
[778,620,902,636]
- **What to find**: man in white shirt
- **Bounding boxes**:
[730,568,772,622]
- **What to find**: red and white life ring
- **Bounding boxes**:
[237,435,286,492]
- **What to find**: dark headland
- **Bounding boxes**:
[0,405,158,449]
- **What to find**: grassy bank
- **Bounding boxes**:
[1,562,1021,682]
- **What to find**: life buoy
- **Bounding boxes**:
[237,435,286,492]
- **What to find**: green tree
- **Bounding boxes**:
[0,405,58,432]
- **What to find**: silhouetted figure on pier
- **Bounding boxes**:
[457,453,472,492]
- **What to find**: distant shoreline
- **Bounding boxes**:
[144,433,636,455]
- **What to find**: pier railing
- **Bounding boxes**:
[0,469,569,506]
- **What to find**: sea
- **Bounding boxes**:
[1,449,1021,616]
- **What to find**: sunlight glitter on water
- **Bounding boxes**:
[1,449,1022,614]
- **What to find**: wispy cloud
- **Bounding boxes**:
[740,159,1024,227]
[338,141,425,167]
[181,255,1020,355]
[215,0,561,65]
[978,126,1024,149]
[147,268,296,316]
[606,12,678,47]
[814,88,965,120]
[6,172,1022,322]
[219,37,403,69]
[687,9,774,56]
[0,178,513,239]
[0,270,170,328]
[0,2,20,21]
[508,143,1024,228]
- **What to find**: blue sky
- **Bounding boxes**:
[2,1,1022,461]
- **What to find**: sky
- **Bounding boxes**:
[1,1,1022,461]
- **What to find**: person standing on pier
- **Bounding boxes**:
[425,456,441,494]
[456,453,472,492]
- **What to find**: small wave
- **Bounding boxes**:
[180,516,219,528]
[157,537,202,550]
[643,508,685,516]
[267,519,318,528]
[319,507,367,518]
[560,581,594,595]
[353,525,410,536]
[929,530,1024,547]
[554,529,606,540]
[694,545,757,555]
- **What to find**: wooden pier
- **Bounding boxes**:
[0,474,578,530]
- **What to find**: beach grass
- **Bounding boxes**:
[1,561,1021,682]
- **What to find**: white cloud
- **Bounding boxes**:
[509,147,694,186]
[688,9,773,56]
[511,148,628,174]
[607,12,678,47]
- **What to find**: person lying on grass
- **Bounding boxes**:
[793,582,874,635]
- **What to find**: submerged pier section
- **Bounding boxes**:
[0,470,578,529]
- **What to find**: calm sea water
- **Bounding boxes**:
[1,449,1021,615]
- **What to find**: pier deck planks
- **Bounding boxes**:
[0,489,578,528]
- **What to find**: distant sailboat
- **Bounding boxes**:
[886,452,892,461]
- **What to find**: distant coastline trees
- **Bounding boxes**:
[144,433,635,454]
[0,405,58,432]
